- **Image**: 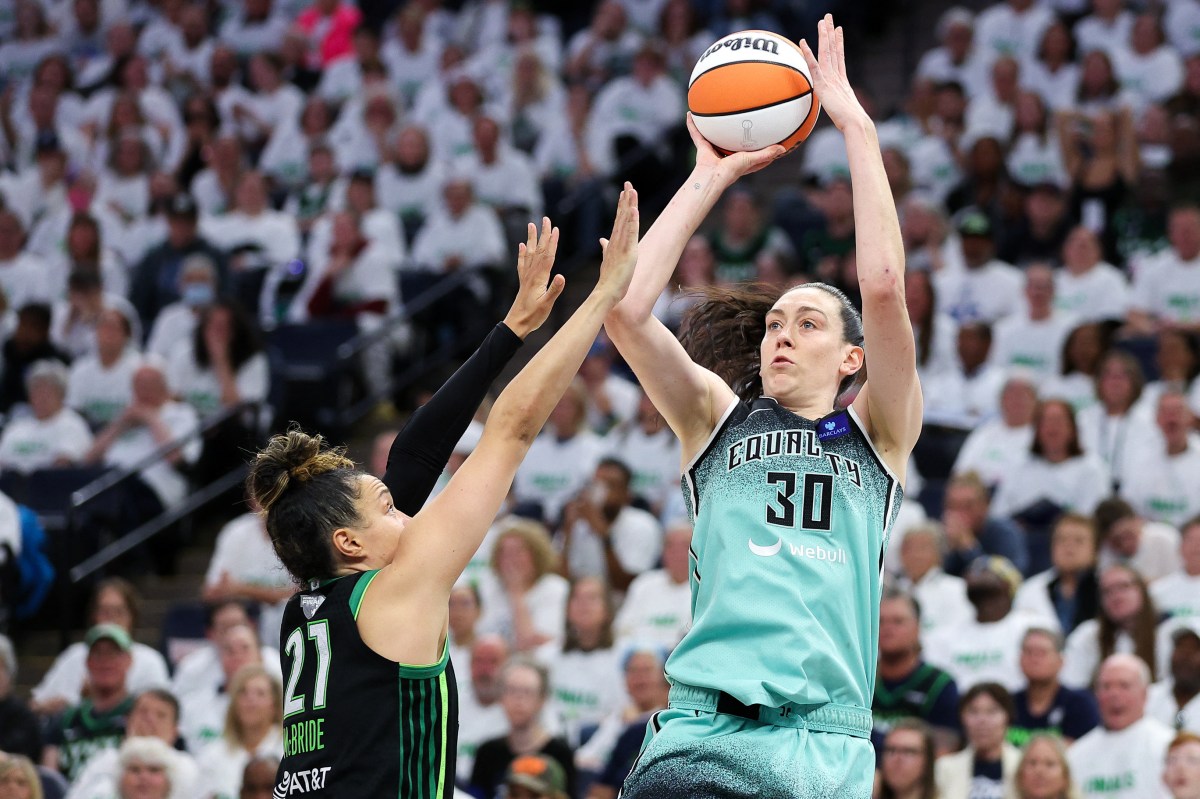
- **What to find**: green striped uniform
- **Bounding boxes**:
[275,570,458,798]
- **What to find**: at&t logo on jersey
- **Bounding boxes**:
[274,767,332,797]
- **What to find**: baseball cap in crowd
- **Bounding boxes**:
[166,193,198,219]
[955,208,992,238]
[966,555,1023,599]
[505,755,568,799]
[86,623,132,652]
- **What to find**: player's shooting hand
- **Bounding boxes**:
[504,217,566,339]
[596,183,639,303]
[688,113,786,181]
[798,14,870,132]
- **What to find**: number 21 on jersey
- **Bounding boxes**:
[284,620,331,718]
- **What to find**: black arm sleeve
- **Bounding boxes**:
[383,322,523,515]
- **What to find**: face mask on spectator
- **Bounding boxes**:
[183,283,216,307]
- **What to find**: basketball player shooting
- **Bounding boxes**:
[606,15,922,798]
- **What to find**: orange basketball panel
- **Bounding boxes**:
[688,62,813,115]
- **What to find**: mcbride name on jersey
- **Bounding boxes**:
[667,396,903,714]
[275,571,458,798]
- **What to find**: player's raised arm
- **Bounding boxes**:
[605,118,784,459]
[799,16,922,476]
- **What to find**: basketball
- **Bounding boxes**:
[687,30,821,155]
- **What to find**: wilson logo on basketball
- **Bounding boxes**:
[699,35,781,62]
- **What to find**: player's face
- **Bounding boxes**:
[352,475,410,568]
[759,288,860,411]
[1165,741,1200,799]
[1018,737,1069,799]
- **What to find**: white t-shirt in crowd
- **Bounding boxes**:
[935,259,1025,324]
[904,568,975,644]
[1113,45,1184,109]
[477,571,570,651]
[1150,572,1200,621]
[1146,679,1200,733]
[1131,250,1200,326]
[922,364,1007,429]
[193,728,284,799]
[585,374,641,435]
[0,490,20,560]
[145,304,198,360]
[199,210,300,272]
[613,569,691,649]
[452,147,544,219]
[915,47,989,98]
[32,641,170,705]
[974,2,1055,63]
[1068,717,1174,799]
[170,643,282,708]
[164,342,270,419]
[923,610,1042,692]
[1060,619,1137,689]
[1054,263,1130,322]
[1097,521,1183,585]
[0,409,94,473]
[204,514,290,593]
[409,204,507,273]
[1120,442,1200,530]
[608,424,681,514]
[543,646,627,747]
[1019,59,1080,112]
[455,687,508,782]
[101,401,201,509]
[1165,0,1200,57]
[375,160,445,225]
[513,430,607,523]
[66,349,142,426]
[563,505,662,584]
[990,454,1110,519]
[952,420,1034,491]
[0,251,55,309]
[1073,11,1134,57]
[1012,569,1079,633]
[990,311,1076,381]
[1076,405,1153,489]
[64,745,199,799]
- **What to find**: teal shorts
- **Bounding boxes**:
[620,688,876,799]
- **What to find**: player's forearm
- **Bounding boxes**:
[610,165,730,321]
[843,119,906,299]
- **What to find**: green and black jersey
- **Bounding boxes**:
[275,570,458,798]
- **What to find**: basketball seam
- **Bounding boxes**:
[689,90,814,118]
[689,59,811,88]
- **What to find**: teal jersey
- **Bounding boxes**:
[668,397,903,712]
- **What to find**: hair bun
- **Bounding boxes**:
[247,429,355,514]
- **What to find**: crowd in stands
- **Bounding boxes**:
[0,0,1199,796]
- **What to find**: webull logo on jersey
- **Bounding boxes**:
[748,535,848,564]
[274,767,332,797]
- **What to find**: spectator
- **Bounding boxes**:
[178,623,267,751]
[905,269,958,387]
[189,134,244,216]
[379,9,440,106]
[144,255,217,360]
[470,657,576,799]
[458,635,511,783]
[1146,621,1200,733]
[1076,352,1149,492]
[0,755,42,799]
[448,582,484,669]
[32,579,169,716]
[170,601,279,707]
[456,115,543,226]
[544,577,625,747]
[0,304,71,414]
[65,689,199,799]
[477,520,569,653]
[513,381,607,526]
[577,340,639,436]
[1022,22,1079,113]
[65,307,141,427]
[924,555,1039,692]
[564,1,641,88]
[1068,654,1174,799]
[1075,0,1134,57]
[559,459,662,589]
[1116,14,1185,111]
[922,322,1006,427]
[875,718,939,799]
[1043,323,1107,411]
[934,682,1022,799]
[1150,516,1200,622]
[0,635,41,762]
[941,473,1030,577]
[0,360,94,474]
[259,97,335,192]
[991,264,1076,381]
[935,209,1023,324]
[44,625,136,781]
[1094,498,1182,584]
[201,509,292,643]
[237,756,278,799]
[1053,227,1130,324]
[1010,627,1101,747]
[873,589,962,755]
[128,193,228,330]
[219,0,287,57]
[609,391,681,516]
[991,399,1110,523]
[1165,732,1200,799]
[650,235,716,333]
[1014,514,1099,636]
[375,125,445,238]
[1129,204,1200,335]
[915,8,987,97]
[0,211,53,311]
[576,645,668,779]
[295,212,398,323]
[501,754,569,799]
[49,269,132,362]
[1122,392,1200,528]
[294,0,361,69]
[1138,330,1200,417]
[409,175,507,278]
[999,184,1074,266]
[612,522,692,649]
[894,522,974,641]
[107,736,178,799]
[1062,563,1159,689]
[164,299,268,420]
[193,665,283,799]
[953,373,1037,492]
[1014,734,1080,799]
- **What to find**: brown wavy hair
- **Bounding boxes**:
[678,282,865,405]
[1096,563,1158,685]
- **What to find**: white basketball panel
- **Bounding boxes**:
[692,95,814,152]
[689,30,811,87]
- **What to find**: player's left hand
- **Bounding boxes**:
[798,14,870,132]
[504,217,567,339]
